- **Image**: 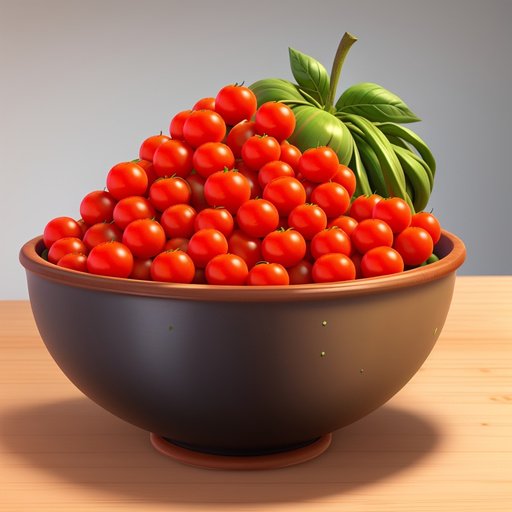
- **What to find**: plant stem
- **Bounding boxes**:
[326,32,358,112]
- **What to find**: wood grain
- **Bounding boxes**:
[1,276,511,511]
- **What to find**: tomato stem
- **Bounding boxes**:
[326,32,357,113]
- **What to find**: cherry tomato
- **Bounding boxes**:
[204,169,251,214]
[192,142,235,179]
[241,135,281,171]
[183,110,226,148]
[410,212,441,244]
[122,219,166,259]
[136,159,159,193]
[170,109,192,139]
[77,219,88,238]
[279,142,302,172]
[372,197,412,233]
[288,259,313,284]
[83,222,123,250]
[160,204,197,238]
[393,227,433,266]
[48,237,87,264]
[87,241,134,278]
[193,97,216,111]
[130,258,153,280]
[106,162,148,200]
[332,164,356,197]
[311,227,351,259]
[149,176,191,212]
[113,196,155,230]
[79,190,116,226]
[236,199,279,238]
[349,194,383,222]
[152,139,194,178]
[327,215,358,236]
[164,237,189,252]
[215,84,257,126]
[255,102,296,141]
[247,262,289,285]
[261,229,306,268]
[312,253,356,283]
[194,207,234,237]
[298,147,339,183]
[310,182,350,218]
[236,161,262,199]
[361,246,404,278]
[258,160,295,188]
[351,219,394,254]
[57,253,88,272]
[187,228,228,268]
[43,217,82,249]
[139,134,171,162]
[226,120,257,158]
[186,172,208,211]
[300,179,316,202]
[263,176,306,216]
[150,250,195,283]
[288,203,327,240]
[351,251,363,279]
[228,230,262,269]
[205,253,249,285]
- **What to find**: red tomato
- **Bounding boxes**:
[327,215,358,236]
[43,217,82,249]
[152,139,194,178]
[164,237,189,252]
[194,207,234,237]
[77,219,88,237]
[262,176,306,216]
[79,190,116,226]
[113,196,155,230]
[204,169,251,214]
[258,160,295,188]
[236,161,262,199]
[106,162,148,200]
[48,237,87,264]
[393,227,433,266]
[57,253,88,272]
[215,84,257,126]
[150,250,195,283]
[205,253,249,285]
[193,268,207,284]
[169,110,192,139]
[139,134,171,162]
[361,246,404,278]
[279,142,302,172]
[183,110,226,148]
[311,228,351,259]
[187,228,228,268]
[241,135,281,171]
[160,204,197,238]
[288,259,313,284]
[288,203,327,240]
[351,219,394,254]
[149,176,191,212]
[228,230,262,269]
[193,142,235,179]
[349,194,383,222]
[186,172,208,211]
[136,159,159,193]
[410,212,441,244]
[226,120,257,158]
[87,241,134,278]
[236,199,279,238]
[261,229,306,268]
[332,164,356,198]
[193,97,216,111]
[130,258,153,280]
[122,219,166,259]
[298,147,339,183]
[351,251,363,279]
[372,197,412,233]
[310,182,350,218]
[247,262,289,285]
[255,102,296,141]
[300,179,316,203]
[83,222,123,250]
[312,253,356,283]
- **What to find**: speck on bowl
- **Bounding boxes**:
[19,231,465,468]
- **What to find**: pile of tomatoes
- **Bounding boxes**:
[42,84,442,285]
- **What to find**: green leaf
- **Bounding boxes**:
[336,83,421,123]
[288,47,330,107]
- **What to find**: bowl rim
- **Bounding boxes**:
[19,230,466,302]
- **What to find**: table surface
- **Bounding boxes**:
[1,276,511,511]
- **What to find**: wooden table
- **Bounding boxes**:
[1,276,511,511]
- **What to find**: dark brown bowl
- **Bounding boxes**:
[19,231,465,456]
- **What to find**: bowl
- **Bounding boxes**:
[19,230,465,467]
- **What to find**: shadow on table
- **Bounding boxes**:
[1,396,442,504]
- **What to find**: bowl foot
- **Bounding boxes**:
[149,433,332,470]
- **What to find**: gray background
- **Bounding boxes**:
[2,0,511,299]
